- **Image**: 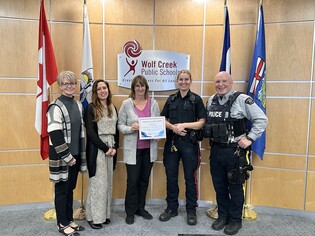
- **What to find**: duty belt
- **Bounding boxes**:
[173,133,190,140]
[167,130,190,140]
[211,141,238,148]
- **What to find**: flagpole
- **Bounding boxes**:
[206,0,228,220]
[73,174,86,220]
[243,0,264,221]
[73,0,89,220]
[243,172,257,220]
[43,183,56,221]
[48,0,54,106]
[243,148,257,220]
[258,0,263,26]
[37,0,58,221]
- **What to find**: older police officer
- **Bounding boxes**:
[159,70,207,225]
[205,71,267,235]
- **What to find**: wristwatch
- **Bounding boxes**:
[246,137,254,143]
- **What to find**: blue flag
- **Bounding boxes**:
[220,5,231,74]
[246,4,266,160]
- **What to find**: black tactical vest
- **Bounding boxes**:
[168,92,196,124]
[206,92,247,143]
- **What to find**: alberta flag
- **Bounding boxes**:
[80,3,94,109]
[36,0,58,160]
[219,5,231,74]
[246,4,266,160]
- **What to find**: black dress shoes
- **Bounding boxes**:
[69,221,85,231]
[102,219,111,224]
[135,209,153,220]
[224,222,242,235]
[212,217,228,230]
[70,225,85,231]
[159,209,178,222]
[87,221,102,229]
[58,224,80,236]
[125,215,135,225]
[187,212,197,225]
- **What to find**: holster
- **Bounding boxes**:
[189,129,203,143]
[227,168,249,185]
[202,124,212,138]
[227,147,253,185]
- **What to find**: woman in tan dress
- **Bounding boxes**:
[85,80,119,229]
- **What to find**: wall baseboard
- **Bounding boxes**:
[1,199,315,220]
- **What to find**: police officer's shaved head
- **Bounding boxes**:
[215,71,232,81]
[214,71,233,96]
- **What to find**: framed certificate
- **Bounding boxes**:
[139,116,166,140]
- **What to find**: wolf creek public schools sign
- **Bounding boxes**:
[117,40,190,91]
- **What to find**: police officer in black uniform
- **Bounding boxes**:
[159,69,207,225]
[204,71,267,235]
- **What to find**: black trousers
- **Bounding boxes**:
[163,137,200,213]
[210,143,244,223]
[54,156,80,226]
[125,148,153,216]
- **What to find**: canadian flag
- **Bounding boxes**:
[35,0,58,160]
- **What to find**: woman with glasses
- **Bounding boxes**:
[84,80,119,229]
[46,71,87,236]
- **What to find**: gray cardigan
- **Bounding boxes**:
[118,98,160,165]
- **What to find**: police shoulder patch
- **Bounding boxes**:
[245,97,254,105]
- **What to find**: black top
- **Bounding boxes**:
[84,103,119,177]
[161,90,207,124]
[58,94,81,155]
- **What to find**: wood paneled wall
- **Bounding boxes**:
[0,0,315,213]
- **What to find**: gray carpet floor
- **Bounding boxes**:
[1,204,315,236]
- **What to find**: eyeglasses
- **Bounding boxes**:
[61,82,77,87]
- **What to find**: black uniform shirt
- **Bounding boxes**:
[161,90,207,124]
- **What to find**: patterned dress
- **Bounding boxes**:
[85,105,117,223]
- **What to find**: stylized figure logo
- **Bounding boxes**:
[123,40,142,77]
[124,58,138,77]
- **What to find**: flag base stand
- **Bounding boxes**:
[243,204,257,221]
[73,206,86,220]
[43,208,56,221]
[206,205,218,219]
